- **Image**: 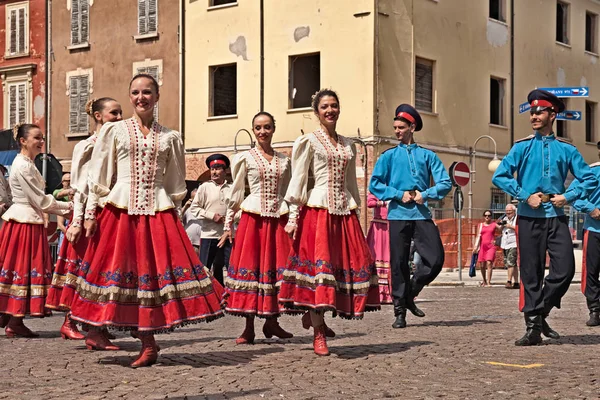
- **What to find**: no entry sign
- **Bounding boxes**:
[449,161,470,187]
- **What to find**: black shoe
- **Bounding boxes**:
[586,311,600,327]
[514,314,543,346]
[392,309,407,329]
[406,297,425,318]
[541,318,560,339]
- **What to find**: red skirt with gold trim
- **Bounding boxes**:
[278,207,381,319]
[225,211,296,318]
[69,204,224,333]
[0,221,53,317]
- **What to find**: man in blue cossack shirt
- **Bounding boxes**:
[370,104,452,329]
[492,89,598,346]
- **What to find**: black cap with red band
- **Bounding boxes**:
[205,153,230,169]
[527,89,565,113]
[394,104,423,131]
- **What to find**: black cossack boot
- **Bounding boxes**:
[392,298,407,329]
[407,278,425,318]
[586,300,600,327]
[514,314,543,346]
[541,304,560,339]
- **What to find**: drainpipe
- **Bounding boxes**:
[259,0,264,111]
[509,0,514,145]
[44,0,52,180]
[179,0,185,138]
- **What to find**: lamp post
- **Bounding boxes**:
[468,135,502,220]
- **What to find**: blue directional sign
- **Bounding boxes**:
[556,110,582,121]
[538,86,589,98]
[519,102,531,114]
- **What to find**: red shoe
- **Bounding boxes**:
[60,314,85,340]
[130,335,159,368]
[263,320,293,339]
[105,331,116,340]
[301,312,336,338]
[236,325,255,345]
[85,330,120,351]
[5,323,39,338]
[0,314,10,329]
[131,330,161,351]
[313,325,330,356]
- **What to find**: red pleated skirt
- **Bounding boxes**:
[0,221,53,317]
[46,231,90,311]
[278,207,381,319]
[225,211,296,318]
[69,204,225,333]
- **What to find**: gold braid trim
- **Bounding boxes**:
[0,283,48,297]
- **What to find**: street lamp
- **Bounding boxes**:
[468,135,501,220]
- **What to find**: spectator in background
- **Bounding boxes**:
[54,173,74,251]
[367,193,392,304]
[500,204,519,289]
[0,164,12,224]
[473,210,499,287]
[182,187,202,257]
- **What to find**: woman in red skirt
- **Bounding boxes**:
[0,124,73,337]
[281,89,380,356]
[46,97,122,342]
[69,74,224,368]
[219,111,296,344]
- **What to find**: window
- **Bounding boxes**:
[66,69,93,136]
[138,0,157,36]
[489,0,505,22]
[209,64,237,117]
[210,0,236,6]
[6,81,27,128]
[586,12,597,53]
[586,101,596,143]
[289,53,320,109]
[133,59,162,121]
[415,58,434,113]
[556,1,569,44]
[490,188,507,210]
[490,77,505,125]
[71,0,89,46]
[5,2,28,57]
[556,98,568,138]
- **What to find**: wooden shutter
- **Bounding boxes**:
[136,65,160,121]
[78,76,89,132]
[138,0,148,35]
[80,1,89,43]
[17,8,25,53]
[17,84,26,123]
[69,77,79,132]
[9,10,17,54]
[9,85,17,128]
[148,0,157,33]
[415,59,433,112]
[71,0,80,45]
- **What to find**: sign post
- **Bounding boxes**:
[556,110,582,121]
[538,86,589,98]
[449,161,469,282]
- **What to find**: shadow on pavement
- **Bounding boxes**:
[330,340,433,359]
[168,389,268,400]
[98,347,285,368]
[31,330,63,339]
[417,319,501,327]
[555,334,600,345]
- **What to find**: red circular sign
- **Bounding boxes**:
[450,161,470,187]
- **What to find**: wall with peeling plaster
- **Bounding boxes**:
[0,0,47,129]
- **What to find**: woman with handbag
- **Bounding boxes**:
[472,210,500,287]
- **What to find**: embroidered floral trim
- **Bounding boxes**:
[84,208,96,220]
[248,148,284,218]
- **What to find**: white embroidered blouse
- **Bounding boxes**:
[2,154,72,224]
[224,148,291,230]
[285,129,360,221]
[84,118,187,217]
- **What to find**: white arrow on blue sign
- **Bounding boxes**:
[556,110,582,121]
[519,102,531,114]
[538,87,589,98]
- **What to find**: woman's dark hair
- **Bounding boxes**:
[311,89,340,113]
[483,210,493,217]
[13,124,40,149]
[85,97,117,122]
[252,111,276,129]
[129,73,159,94]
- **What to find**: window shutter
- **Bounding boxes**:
[138,0,148,35]
[71,0,80,45]
[137,65,160,121]
[9,85,17,128]
[148,0,157,33]
[80,1,89,43]
[17,84,26,123]
[10,10,17,54]
[69,77,79,132]
[17,8,25,53]
[78,76,89,133]
[415,61,433,112]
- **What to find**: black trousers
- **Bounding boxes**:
[199,238,231,285]
[388,219,445,301]
[517,216,575,315]
[583,230,600,307]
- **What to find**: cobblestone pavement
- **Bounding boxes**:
[1,286,599,400]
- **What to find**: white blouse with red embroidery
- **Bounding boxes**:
[224,147,291,230]
[84,118,187,217]
[285,128,360,221]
